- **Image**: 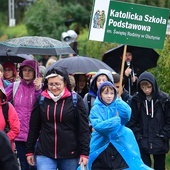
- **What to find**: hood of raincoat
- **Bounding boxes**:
[89,69,114,97]
[19,60,39,79]
[137,71,158,100]
[43,66,71,91]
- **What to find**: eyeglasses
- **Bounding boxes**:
[4,68,12,72]
[22,68,34,73]
[48,82,64,88]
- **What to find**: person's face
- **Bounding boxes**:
[114,82,123,95]
[140,82,152,96]
[47,76,65,96]
[101,88,115,104]
[78,75,86,90]
[96,75,108,89]
[4,68,14,79]
[125,52,132,62]
[22,66,34,81]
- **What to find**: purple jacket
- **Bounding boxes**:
[5,60,41,142]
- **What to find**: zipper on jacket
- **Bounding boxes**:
[47,105,50,120]
[60,100,65,122]
[54,102,57,159]
[150,143,153,149]
[20,94,23,104]
[30,94,33,105]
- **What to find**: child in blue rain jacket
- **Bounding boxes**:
[88,81,153,170]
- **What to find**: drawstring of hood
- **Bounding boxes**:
[145,99,154,118]
[137,72,158,118]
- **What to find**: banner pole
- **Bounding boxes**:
[118,45,127,97]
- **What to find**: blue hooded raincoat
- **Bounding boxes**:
[88,81,153,170]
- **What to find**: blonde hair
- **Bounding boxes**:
[0,64,3,72]
[69,75,76,91]
[46,56,58,68]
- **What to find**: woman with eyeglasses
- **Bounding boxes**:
[26,66,90,170]
[5,59,42,170]
[3,62,17,83]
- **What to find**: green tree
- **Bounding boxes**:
[133,0,170,8]
[0,0,8,26]
[150,36,170,93]
[24,0,66,38]
[24,0,91,39]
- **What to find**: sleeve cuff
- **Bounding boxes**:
[26,153,34,157]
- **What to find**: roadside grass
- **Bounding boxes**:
[152,151,170,169]
[166,151,170,170]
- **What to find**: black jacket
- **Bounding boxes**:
[26,90,90,159]
[0,131,19,170]
[127,72,170,154]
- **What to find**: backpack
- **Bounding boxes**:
[2,102,10,133]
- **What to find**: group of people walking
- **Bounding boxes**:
[0,56,170,170]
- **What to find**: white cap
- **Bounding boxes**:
[45,73,58,79]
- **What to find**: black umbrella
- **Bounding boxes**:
[0,36,75,55]
[102,44,160,75]
[0,50,33,63]
[47,56,114,74]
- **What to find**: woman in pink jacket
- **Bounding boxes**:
[5,60,42,170]
[0,78,20,151]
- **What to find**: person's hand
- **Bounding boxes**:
[132,75,138,83]
[125,67,132,77]
[27,155,35,166]
[79,156,88,166]
[34,77,42,90]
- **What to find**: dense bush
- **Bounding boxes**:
[0,24,27,41]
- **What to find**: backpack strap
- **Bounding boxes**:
[39,95,45,105]
[87,93,91,115]
[72,91,77,108]
[13,81,20,99]
[2,102,9,133]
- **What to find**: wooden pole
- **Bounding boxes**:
[118,45,127,97]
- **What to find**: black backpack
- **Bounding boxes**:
[2,102,10,133]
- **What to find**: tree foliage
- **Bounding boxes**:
[24,0,91,39]
[24,0,66,39]
[150,36,170,93]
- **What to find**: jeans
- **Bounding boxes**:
[36,155,79,170]
[15,141,37,170]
